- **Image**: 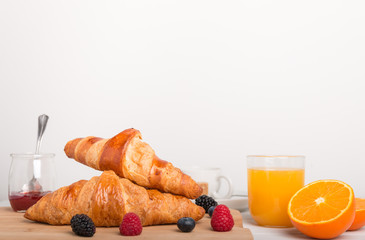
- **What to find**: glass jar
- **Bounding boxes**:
[8,153,56,212]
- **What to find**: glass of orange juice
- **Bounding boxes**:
[247,155,305,227]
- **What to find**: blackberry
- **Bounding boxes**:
[195,195,218,213]
[70,214,96,237]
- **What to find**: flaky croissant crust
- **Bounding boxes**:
[24,171,205,227]
[64,128,202,199]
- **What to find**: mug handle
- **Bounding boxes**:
[212,175,233,199]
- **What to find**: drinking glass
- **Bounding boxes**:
[8,153,56,212]
[247,155,305,227]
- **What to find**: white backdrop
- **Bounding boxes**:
[0,0,364,201]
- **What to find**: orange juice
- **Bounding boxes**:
[248,168,304,227]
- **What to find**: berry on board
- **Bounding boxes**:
[177,217,196,232]
[208,206,216,217]
[211,205,234,232]
[119,212,143,236]
[195,195,218,213]
[70,214,96,237]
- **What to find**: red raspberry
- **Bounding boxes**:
[213,204,231,215]
[119,213,143,236]
[211,204,234,232]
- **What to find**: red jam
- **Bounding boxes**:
[9,191,50,212]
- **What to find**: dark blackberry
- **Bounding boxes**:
[195,195,218,213]
[70,214,96,237]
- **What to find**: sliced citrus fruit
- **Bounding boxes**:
[348,198,365,231]
[288,180,355,239]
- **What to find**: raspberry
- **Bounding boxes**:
[211,205,234,232]
[70,214,96,237]
[119,213,143,236]
[213,204,231,215]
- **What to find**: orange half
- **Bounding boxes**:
[288,180,355,239]
[348,198,365,231]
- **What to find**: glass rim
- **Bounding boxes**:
[10,153,55,158]
[247,155,305,169]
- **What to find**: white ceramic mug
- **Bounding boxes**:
[182,167,233,199]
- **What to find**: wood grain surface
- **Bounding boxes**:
[0,207,253,240]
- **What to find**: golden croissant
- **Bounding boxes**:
[24,171,205,226]
[64,128,202,199]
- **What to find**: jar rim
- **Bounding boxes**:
[10,153,55,158]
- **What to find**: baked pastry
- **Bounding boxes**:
[24,171,205,226]
[64,128,202,199]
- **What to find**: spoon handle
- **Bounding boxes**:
[35,114,49,154]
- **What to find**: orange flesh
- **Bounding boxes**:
[289,181,352,223]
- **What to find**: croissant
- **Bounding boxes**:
[24,171,205,226]
[64,128,202,199]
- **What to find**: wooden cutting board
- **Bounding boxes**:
[0,207,253,240]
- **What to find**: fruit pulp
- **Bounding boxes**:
[247,168,304,227]
[9,191,50,212]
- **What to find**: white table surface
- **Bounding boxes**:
[241,209,365,240]
[1,200,364,239]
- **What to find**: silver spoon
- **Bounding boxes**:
[22,114,49,192]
